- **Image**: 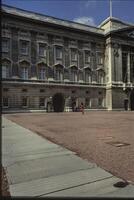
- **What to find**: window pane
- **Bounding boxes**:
[39,98,45,106]
[2,66,9,78]
[71,71,77,81]
[98,98,103,106]
[20,40,29,55]
[71,49,77,61]
[22,97,28,106]
[85,98,90,108]
[85,72,91,83]
[2,39,9,52]
[3,97,9,107]
[39,68,45,79]
[21,67,28,79]
[85,51,91,63]
[56,70,63,81]
[97,53,103,64]
[56,47,62,59]
[39,43,47,56]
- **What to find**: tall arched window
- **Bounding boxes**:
[20,61,30,80]
[98,70,105,84]
[38,66,45,80]
[54,64,64,81]
[56,69,63,81]
[2,59,11,78]
[85,69,92,83]
[37,63,47,80]
[70,66,78,82]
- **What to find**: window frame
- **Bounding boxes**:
[20,40,29,55]
[21,67,29,80]
[84,50,91,64]
[3,97,9,108]
[56,69,63,81]
[2,64,10,78]
[96,52,103,65]
[71,48,77,61]
[2,38,10,53]
[71,70,77,82]
[55,46,63,60]
[38,67,46,80]
[21,97,28,108]
[39,97,45,107]
[38,42,47,57]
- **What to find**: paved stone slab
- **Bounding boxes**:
[10,167,113,197]
[43,177,123,197]
[6,153,95,185]
[3,149,75,167]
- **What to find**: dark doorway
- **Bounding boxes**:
[130,90,134,110]
[124,99,128,111]
[52,93,65,112]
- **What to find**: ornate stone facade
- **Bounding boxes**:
[2,4,134,111]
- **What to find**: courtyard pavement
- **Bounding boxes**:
[2,116,134,197]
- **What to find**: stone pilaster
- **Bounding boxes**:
[30,31,37,79]
[127,51,131,83]
[11,28,19,78]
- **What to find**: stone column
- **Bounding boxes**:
[127,51,131,83]
[11,28,19,78]
[118,46,122,82]
[31,31,37,79]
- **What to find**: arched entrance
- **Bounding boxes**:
[130,89,134,110]
[52,93,65,112]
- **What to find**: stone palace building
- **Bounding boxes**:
[2,4,134,112]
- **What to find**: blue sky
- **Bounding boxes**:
[2,0,134,26]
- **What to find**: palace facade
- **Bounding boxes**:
[2,4,134,112]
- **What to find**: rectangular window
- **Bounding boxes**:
[97,53,103,65]
[3,97,9,108]
[85,51,91,63]
[56,46,62,59]
[85,98,91,108]
[21,67,28,80]
[2,38,9,52]
[71,49,77,61]
[56,70,63,81]
[39,97,45,107]
[98,98,103,107]
[85,73,91,83]
[39,68,45,80]
[2,66,9,78]
[71,71,77,82]
[39,43,47,57]
[20,40,29,55]
[22,97,28,107]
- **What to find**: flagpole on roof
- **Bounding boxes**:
[110,0,112,18]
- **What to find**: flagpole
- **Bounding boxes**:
[110,0,112,18]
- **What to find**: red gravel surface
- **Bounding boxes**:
[5,111,134,184]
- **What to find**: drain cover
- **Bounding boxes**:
[106,141,130,147]
[113,181,129,188]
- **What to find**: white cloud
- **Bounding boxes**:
[73,16,96,26]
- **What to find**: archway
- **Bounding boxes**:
[130,89,134,110]
[52,93,65,112]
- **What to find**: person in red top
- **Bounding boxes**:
[80,102,84,114]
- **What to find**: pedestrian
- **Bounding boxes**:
[80,102,84,114]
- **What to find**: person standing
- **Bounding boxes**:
[80,102,84,114]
